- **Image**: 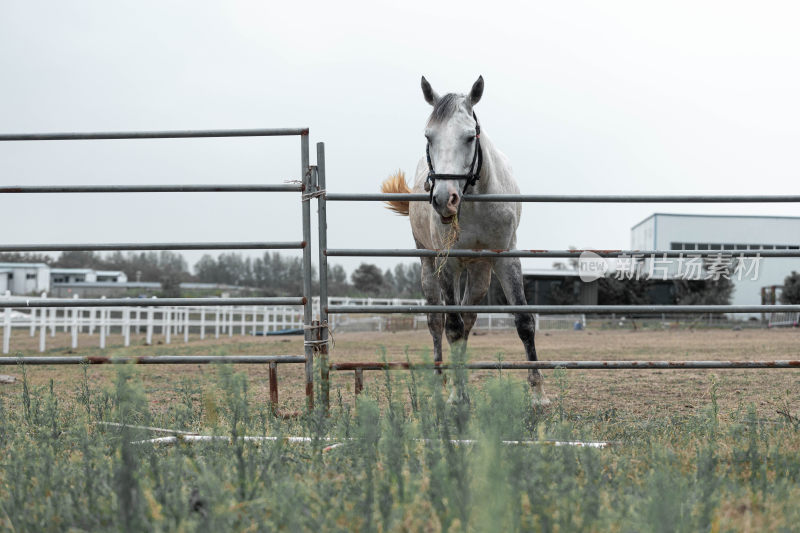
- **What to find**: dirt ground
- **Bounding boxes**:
[1,327,799,420]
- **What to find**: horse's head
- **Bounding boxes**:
[421,75,484,224]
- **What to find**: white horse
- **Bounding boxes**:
[382,75,548,403]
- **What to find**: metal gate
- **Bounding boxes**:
[316,144,800,401]
[0,128,318,406]
[2,130,800,410]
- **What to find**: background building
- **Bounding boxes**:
[631,213,800,306]
[0,262,50,295]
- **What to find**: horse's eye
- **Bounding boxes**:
[465,137,474,144]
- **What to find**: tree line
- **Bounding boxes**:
[195,254,422,298]
[0,251,422,298]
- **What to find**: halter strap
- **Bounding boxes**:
[425,111,483,205]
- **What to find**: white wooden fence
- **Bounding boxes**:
[1,292,587,354]
[1,291,306,354]
[767,312,800,328]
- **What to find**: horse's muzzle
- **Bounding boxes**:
[431,189,459,222]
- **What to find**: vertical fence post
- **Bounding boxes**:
[99,296,106,349]
[200,307,205,340]
[184,309,189,343]
[49,307,56,337]
[316,142,331,411]
[215,306,220,339]
[300,132,314,408]
[146,297,155,345]
[123,303,131,347]
[228,307,233,337]
[269,362,278,411]
[71,295,79,349]
[38,294,47,353]
[29,306,36,337]
[2,291,10,354]
[165,307,171,344]
[354,369,364,395]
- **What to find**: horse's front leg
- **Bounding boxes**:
[440,261,465,347]
[420,256,445,372]
[494,257,549,405]
[461,261,493,341]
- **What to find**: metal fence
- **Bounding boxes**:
[317,152,800,401]
[0,128,319,406]
[2,130,800,410]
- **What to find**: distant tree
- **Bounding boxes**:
[405,263,422,297]
[194,254,220,283]
[351,263,385,295]
[52,250,191,286]
[672,276,733,305]
[155,252,190,297]
[0,252,54,264]
[597,277,651,305]
[549,279,580,305]
[54,251,99,269]
[393,264,408,295]
[383,269,395,293]
[214,253,250,286]
[160,271,183,297]
[780,271,800,304]
[327,264,350,295]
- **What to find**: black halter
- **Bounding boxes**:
[424,111,483,205]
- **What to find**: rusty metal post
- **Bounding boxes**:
[314,319,330,411]
[315,144,331,412]
[354,368,364,395]
[268,362,278,409]
[300,133,314,409]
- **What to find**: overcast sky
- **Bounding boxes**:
[1,1,798,277]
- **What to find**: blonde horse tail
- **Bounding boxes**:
[380,170,411,216]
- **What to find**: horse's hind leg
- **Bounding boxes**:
[493,257,549,405]
[420,256,445,372]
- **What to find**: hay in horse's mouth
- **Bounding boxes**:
[434,213,460,278]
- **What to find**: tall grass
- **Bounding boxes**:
[1,353,800,531]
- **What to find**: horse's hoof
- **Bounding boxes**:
[447,388,470,407]
[531,383,550,406]
[532,395,551,407]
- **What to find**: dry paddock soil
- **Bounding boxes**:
[1,327,799,421]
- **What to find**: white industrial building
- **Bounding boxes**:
[0,262,51,295]
[0,263,128,295]
[50,268,127,284]
[630,213,800,306]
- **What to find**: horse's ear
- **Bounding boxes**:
[421,76,439,106]
[468,75,484,107]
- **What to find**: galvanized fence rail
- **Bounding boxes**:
[327,248,800,258]
[0,127,315,407]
